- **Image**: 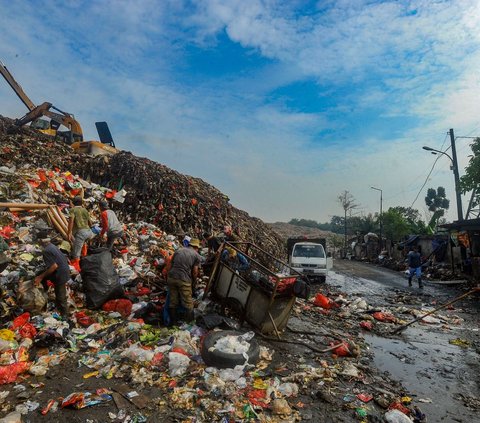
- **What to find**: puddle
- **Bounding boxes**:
[364,330,480,421]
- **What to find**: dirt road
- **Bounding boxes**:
[332,259,480,422]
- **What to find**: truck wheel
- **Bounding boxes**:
[318,276,326,283]
[201,330,260,369]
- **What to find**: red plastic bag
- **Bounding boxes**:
[0,226,15,239]
[314,294,338,309]
[0,362,31,384]
[372,312,396,323]
[357,393,373,403]
[388,401,411,415]
[11,312,30,330]
[102,299,132,318]
[75,312,95,328]
[19,323,37,339]
[360,321,374,331]
[331,341,352,357]
[171,347,189,357]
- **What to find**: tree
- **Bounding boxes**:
[425,186,450,231]
[382,208,412,241]
[460,137,480,208]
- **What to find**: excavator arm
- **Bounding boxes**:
[0,60,36,111]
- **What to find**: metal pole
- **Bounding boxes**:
[379,189,383,251]
[449,128,463,221]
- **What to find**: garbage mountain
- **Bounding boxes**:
[0,115,284,256]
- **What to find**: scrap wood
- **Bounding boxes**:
[391,287,480,334]
[0,202,50,209]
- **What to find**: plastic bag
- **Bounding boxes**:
[102,299,132,317]
[314,294,338,309]
[121,344,154,363]
[168,352,190,377]
[80,249,124,309]
[17,280,47,314]
[384,409,413,423]
[0,362,31,385]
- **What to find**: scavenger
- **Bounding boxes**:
[407,246,423,288]
[165,238,201,325]
[68,196,94,265]
[99,200,125,251]
[34,237,70,318]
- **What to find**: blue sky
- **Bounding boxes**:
[1,0,479,223]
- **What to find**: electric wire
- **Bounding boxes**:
[410,133,449,208]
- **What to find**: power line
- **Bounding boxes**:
[410,133,449,208]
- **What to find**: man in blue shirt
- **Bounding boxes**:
[407,246,423,289]
[34,238,71,317]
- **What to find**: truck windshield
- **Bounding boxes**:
[292,245,325,258]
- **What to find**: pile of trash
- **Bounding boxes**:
[0,116,432,422]
[0,116,285,258]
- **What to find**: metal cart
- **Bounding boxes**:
[204,242,301,335]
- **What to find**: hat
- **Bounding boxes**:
[99,200,109,209]
[189,238,200,248]
[73,196,83,206]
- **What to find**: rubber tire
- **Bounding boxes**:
[201,330,260,369]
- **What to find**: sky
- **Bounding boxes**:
[1,0,479,224]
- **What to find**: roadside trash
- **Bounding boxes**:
[201,330,260,368]
[357,393,373,402]
[384,409,413,423]
[277,382,299,397]
[360,320,374,330]
[372,311,396,323]
[314,293,339,309]
[0,411,22,423]
[449,338,470,348]
[271,398,292,416]
[61,389,113,409]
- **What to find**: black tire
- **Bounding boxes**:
[318,275,326,283]
[201,330,260,369]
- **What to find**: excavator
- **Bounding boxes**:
[0,60,118,155]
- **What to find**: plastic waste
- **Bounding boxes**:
[313,293,339,309]
[0,362,31,385]
[80,248,124,309]
[61,389,113,409]
[15,400,39,414]
[385,409,413,423]
[17,279,47,314]
[218,365,244,382]
[271,398,292,416]
[0,411,22,423]
[121,344,154,363]
[168,352,190,377]
[277,382,299,397]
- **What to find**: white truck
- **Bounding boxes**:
[287,238,331,282]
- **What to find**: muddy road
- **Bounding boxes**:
[331,259,480,422]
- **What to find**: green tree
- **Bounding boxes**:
[460,137,480,207]
[382,208,412,241]
[425,186,450,231]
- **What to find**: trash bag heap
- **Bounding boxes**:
[0,115,430,422]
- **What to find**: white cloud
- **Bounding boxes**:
[0,0,479,225]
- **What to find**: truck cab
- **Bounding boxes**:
[287,238,330,282]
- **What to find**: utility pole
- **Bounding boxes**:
[371,186,383,251]
[449,128,464,221]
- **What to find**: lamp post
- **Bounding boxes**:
[422,141,463,221]
[371,186,383,251]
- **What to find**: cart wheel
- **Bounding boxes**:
[221,298,244,324]
[201,330,260,368]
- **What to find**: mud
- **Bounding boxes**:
[333,259,480,422]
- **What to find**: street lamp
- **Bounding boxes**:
[371,186,383,251]
[422,141,463,221]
